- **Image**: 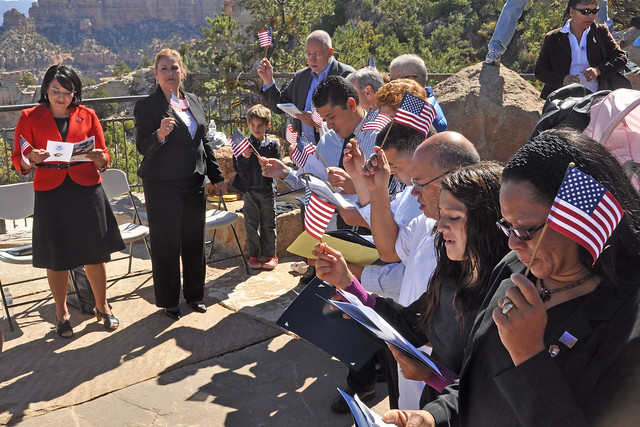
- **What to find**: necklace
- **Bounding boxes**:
[537,273,594,302]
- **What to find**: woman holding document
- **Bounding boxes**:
[12,64,124,338]
[315,162,508,408]
[134,49,225,321]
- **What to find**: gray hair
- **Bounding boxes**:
[346,68,385,93]
[306,30,332,49]
[389,54,428,87]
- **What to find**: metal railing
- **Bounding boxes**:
[0,90,274,189]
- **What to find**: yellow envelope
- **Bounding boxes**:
[287,231,380,267]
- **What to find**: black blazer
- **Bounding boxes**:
[424,251,640,426]
[134,86,224,183]
[260,60,355,134]
[535,23,627,99]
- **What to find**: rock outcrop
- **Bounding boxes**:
[29,0,226,32]
[435,63,545,161]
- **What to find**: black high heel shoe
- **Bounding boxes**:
[56,318,73,338]
[94,308,119,330]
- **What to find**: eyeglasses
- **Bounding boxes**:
[410,170,452,193]
[305,52,326,60]
[496,218,545,241]
[572,6,599,15]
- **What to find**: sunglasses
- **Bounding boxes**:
[496,218,545,241]
[572,6,599,15]
[410,170,452,193]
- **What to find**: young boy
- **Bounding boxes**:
[232,104,282,270]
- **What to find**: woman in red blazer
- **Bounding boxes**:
[11,65,125,338]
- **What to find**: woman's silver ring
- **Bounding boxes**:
[502,303,514,315]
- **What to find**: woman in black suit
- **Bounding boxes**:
[535,0,627,99]
[134,49,225,320]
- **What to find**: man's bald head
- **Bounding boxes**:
[414,131,480,171]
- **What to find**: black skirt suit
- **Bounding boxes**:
[134,86,224,308]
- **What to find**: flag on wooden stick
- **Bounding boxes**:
[304,192,335,240]
[546,165,624,263]
[394,92,437,136]
[228,129,251,159]
[258,28,272,47]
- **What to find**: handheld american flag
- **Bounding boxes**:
[291,138,317,169]
[367,56,376,69]
[394,92,437,136]
[170,90,189,110]
[228,129,251,159]
[546,166,624,263]
[20,135,33,157]
[19,135,33,165]
[361,112,392,132]
[311,108,323,127]
[305,192,335,240]
[258,28,272,48]
[285,123,298,145]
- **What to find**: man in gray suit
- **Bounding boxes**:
[258,30,355,144]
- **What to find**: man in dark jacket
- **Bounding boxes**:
[257,30,355,145]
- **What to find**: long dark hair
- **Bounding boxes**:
[38,64,82,108]
[421,162,508,333]
[503,128,640,290]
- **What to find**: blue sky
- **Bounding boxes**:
[0,0,32,25]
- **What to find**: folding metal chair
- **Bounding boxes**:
[100,169,151,275]
[205,197,250,274]
[0,182,37,331]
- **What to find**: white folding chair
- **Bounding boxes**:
[0,182,36,331]
[205,198,250,274]
[100,169,151,275]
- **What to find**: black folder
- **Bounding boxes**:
[276,278,381,370]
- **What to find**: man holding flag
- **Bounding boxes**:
[258,30,355,145]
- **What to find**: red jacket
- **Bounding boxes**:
[12,104,110,191]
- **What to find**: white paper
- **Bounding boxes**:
[277,103,303,118]
[328,290,443,377]
[305,174,355,209]
[337,388,394,427]
[44,136,95,163]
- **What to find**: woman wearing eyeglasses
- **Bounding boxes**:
[381,128,640,426]
[534,0,627,99]
[12,65,125,338]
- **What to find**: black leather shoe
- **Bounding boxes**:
[330,386,375,414]
[187,301,207,313]
[163,308,181,320]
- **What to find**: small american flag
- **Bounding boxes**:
[291,138,317,169]
[258,28,272,48]
[305,192,335,240]
[285,123,298,145]
[228,129,251,159]
[361,111,392,132]
[367,56,376,68]
[311,108,323,127]
[547,166,624,263]
[394,92,437,135]
[19,135,33,157]
[170,90,189,110]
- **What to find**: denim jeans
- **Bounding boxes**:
[488,0,613,54]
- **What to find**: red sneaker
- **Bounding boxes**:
[247,257,262,269]
[263,257,278,270]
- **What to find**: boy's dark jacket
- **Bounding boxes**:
[232,135,282,193]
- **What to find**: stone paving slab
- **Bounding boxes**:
[1,227,392,426]
[14,334,391,427]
